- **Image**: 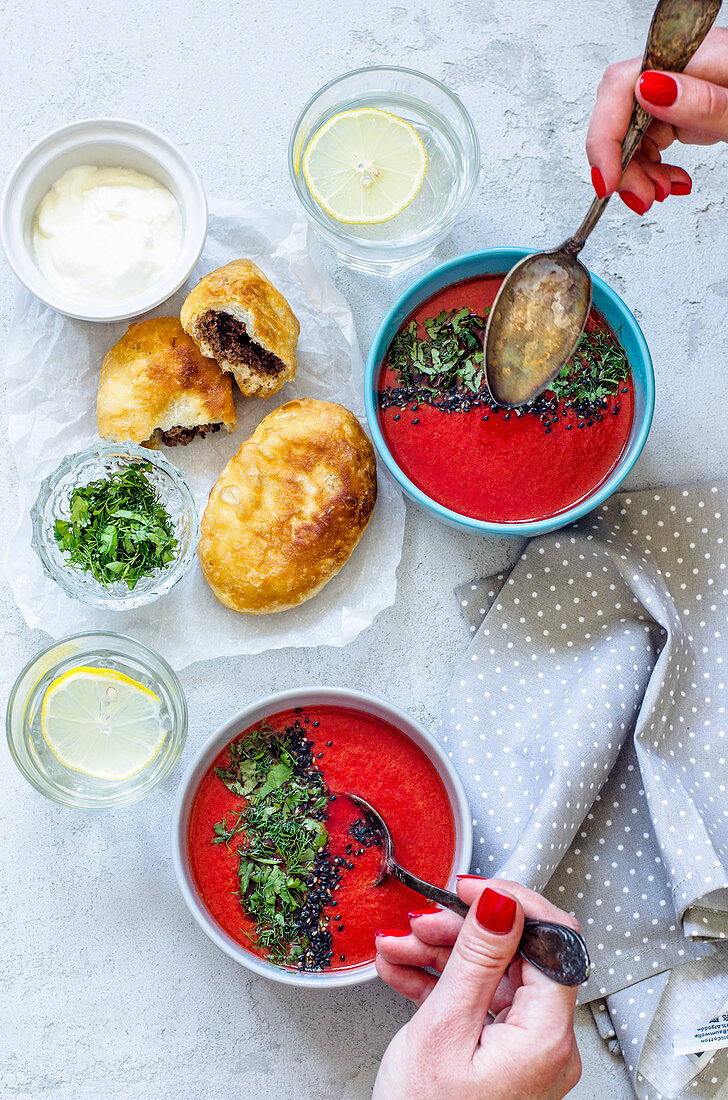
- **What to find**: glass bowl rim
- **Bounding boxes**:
[30,440,200,609]
[288,64,481,247]
[6,628,188,809]
[363,245,656,537]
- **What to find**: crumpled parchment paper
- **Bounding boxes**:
[4,200,405,669]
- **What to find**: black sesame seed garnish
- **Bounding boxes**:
[326,741,332,747]
[412,418,419,425]
[348,815,383,849]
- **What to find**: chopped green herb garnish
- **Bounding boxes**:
[53,463,178,590]
[384,308,630,421]
[549,327,630,408]
[214,722,335,968]
[388,308,488,394]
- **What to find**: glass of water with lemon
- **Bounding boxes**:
[6,631,187,809]
[289,66,480,277]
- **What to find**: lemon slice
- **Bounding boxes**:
[41,667,166,780]
[302,108,428,225]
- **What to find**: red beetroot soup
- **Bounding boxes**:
[377,274,634,523]
[188,705,456,972]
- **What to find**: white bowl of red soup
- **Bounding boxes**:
[171,688,472,988]
[364,248,655,536]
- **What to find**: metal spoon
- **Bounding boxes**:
[347,792,591,987]
[483,0,722,408]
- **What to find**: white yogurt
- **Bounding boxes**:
[32,165,182,303]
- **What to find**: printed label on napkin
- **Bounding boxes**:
[673,1011,728,1057]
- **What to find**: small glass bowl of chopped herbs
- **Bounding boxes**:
[31,443,200,610]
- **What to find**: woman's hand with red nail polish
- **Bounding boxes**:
[373,878,582,1100]
[585,26,728,211]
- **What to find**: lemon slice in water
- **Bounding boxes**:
[302,108,428,225]
[41,667,166,780]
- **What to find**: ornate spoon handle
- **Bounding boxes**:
[389,863,591,987]
[564,0,722,254]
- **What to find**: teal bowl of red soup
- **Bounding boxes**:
[364,247,655,536]
[171,688,472,987]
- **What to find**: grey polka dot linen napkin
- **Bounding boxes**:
[440,483,728,1100]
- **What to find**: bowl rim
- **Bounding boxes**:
[1,116,208,323]
[30,440,200,609]
[170,686,473,989]
[288,64,481,251]
[364,246,655,537]
[5,628,188,809]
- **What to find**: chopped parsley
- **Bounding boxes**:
[214,722,337,969]
[53,463,178,590]
[388,308,488,395]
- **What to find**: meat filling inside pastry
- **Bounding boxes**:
[156,422,224,447]
[193,310,286,377]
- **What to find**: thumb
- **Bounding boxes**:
[637,69,728,141]
[417,886,524,1050]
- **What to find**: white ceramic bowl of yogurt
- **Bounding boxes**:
[1,118,207,322]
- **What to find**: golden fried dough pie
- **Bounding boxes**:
[180,259,300,399]
[97,317,237,447]
[198,399,377,614]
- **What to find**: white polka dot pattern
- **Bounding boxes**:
[445,483,728,1100]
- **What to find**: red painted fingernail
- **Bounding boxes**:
[476,888,517,935]
[456,874,483,882]
[653,183,667,202]
[408,908,440,919]
[619,191,647,215]
[639,71,678,107]
[671,180,692,196]
[591,166,607,199]
[376,928,409,938]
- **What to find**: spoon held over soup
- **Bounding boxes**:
[483,0,722,408]
[347,792,591,987]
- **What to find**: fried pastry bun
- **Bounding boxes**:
[97,317,237,447]
[198,398,377,614]
[181,259,299,399]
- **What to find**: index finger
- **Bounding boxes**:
[586,57,643,194]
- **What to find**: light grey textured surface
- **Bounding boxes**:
[1,1,726,1097]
